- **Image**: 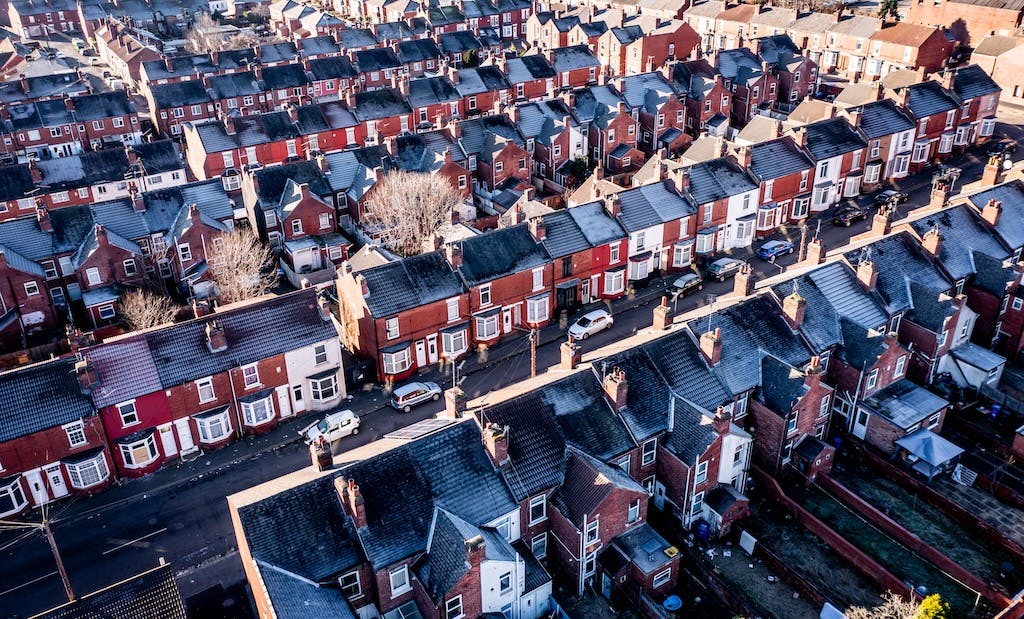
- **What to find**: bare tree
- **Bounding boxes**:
[206,227,278,305]
[362,170,464,257]
[185,12,263,54]
[120,289,178,331]
[845,593,919,619]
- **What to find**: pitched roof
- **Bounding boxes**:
[84,337,163,408]
[686,156,758,203]
[359,251,465,317]
[968,180,1024,249]
[644,328,730,410]
[0,358,95,444]
[863,379,948,429]
[418,509,514,601]
[852,98,916,139]
[950,64,1001,100]
[454,224,548,286]
[844,232,952,315]
[551,45,600,72]
[597,346,675,441]
[758,355,808,413]
[870,21,943,46]
[800,117,866,160]
[551,449,645,527]
[746,136,813,181]
[31,563,186,619]
[902,80,961,119]
[909,205,1009,281]
[568,201,626,246]
[254,562,356,619]
[615,180,695,232]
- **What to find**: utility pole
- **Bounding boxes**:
[44,518,74,602]
[530,328,537,378]
[798,223,809,262]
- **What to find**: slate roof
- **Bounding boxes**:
[341,421,517,569]
[800,117,867,161]
[568,201,626,247]
[746,136,813,181]
[397,38,441,64]
[506,55,556,83]
[907,281,957,332]
[337,28,379,49]
[439,30,482,54]
[307,56,358,81]
[670,59,719,99]
[139,180,234,236]
[32,563,186,619]
[665,397,721,463]
[909,205,1009,281]
[717,48,765,86]
[968,181,1024,249]
[863,379,948,429]
[756,34,801,65]
[838,318,891,370]
[456,65,512,97]
[134,139,182,174]
[298,35,342,57]
[598,346,675,441]
[516,99,572,146]
[208,71,263,99]
[260,63,311,90]
[0,244,44,277]
[684,294,813,396]
[617,72,678,114]
[902,80,961,119]
[758,355,808,414]
[250,160,330,208]
[686,157,758,204]
[238,473,362,583]
[541,208,590,258]
[844,232,952,315]
[255,562,356,619]
[149,79,212,108]
[143,289,337,386]
[455,224,549,286]
[353,88,412,121]
[359,250,465,317]
[615,180,695,232]
[84,337,163,408]
[0,358,95,444]
[853,99,916,140]
[0,162,36,202]
[35,148,131,191]
[551,449,646,527]
[407,76,461,108]
[67,91,135,121]
[355,47,402,72]
[770,262,888,352]
[643,328,729,412]
[418,508,514,602]
[551,45,600,72]
[951,64,1001,101]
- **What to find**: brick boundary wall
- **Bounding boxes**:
[753,467,911,597]
[817,474,1009,608]
[853,444,1024,565]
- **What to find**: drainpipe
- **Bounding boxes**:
[228,365,244,439]
[579,512,587,596]
[688,452,700,528]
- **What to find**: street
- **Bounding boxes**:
[0,119,1021,618]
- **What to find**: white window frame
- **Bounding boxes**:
[819,396,830,418]
[314,344,329,365]
[446,298,460,322]
[241,396,275,427]
[476,314,499,340]
[499,571,513,594]
[641,439,657,466]
[119,433,159,469]
[382,348,411,374]
[196,377,215,403]
[340,570,361,599]
[605,269,624,295]
[691,490,704,517]
[178,243,192,262]
[531,533,547,559]
[242,364,260,388]
[117,400,139,427]
[64,451,110,489]
[627,498,640,523]
[385,317,400,340]
[532,267,544,291]
[389,565,411,597]
[445,595,464,619]
[653,568,671,588]
[63,420,87,447]
[695,460,708,484]
[894,355,906,378]
[529,494,547,524]
[866,369,878,391]
[0,476,27,517]
[585,518,599,545]
[195,409,232,443]
[479,284,492,307]
[526,294,548,324]
[442,329,468,358]
[85,267,101,286]
[311,374,339,401]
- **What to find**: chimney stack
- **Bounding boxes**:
[528,216,546,241]
[700,327,722,366]
[856,257,878,292]
[356,273,369,297]
[445,243,462,269]
[734,262,755,297]
[337,478,367,528]
[36,202,51,232]
[738,146,752,169]
[483,423,510,466]
[605,193,621,217]
[19,73,28,95]
[782,289,807,330]
[871,209,892,237]
[922,224,943,257]
[712,406,731,434]
[982,154,1003,187]
[465,535,487,567]
[652,295,672,330]
[75,357,99,392]
[164,55,174,73]
[806,237,826,265]
[603,367,628,412]
[310,436,332,471]
[982,199,1002,227]
[560,338,581,369]
[129,183,145,212]
[29,159,42,183]
[205,320,228,352]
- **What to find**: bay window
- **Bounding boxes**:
[441,326,468,358]
[756,205,777,231]
[672,241,693,267]
[475,313,499,340]
[695,230,715,254]
[628,255,650,280]
[0,476,28,517]
[526,294,549,324]
[63,450,110,489]
[241,394,275,427]
[980,117,996,137]
[310,372,339,401]
[912,141,930,163]
[195,408,232,443]
[382,345,411,375]
[605,268,625,295]
[938,132,954,154]
[119,432,159,469]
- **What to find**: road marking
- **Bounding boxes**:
[0,570,58,597]
[101,527,167,556]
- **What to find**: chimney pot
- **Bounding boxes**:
[483,423,510,466]
[603,367,629,412]
[205,320,228,352]
[700,327,722,366]
[712,406,731,434]
[782,291,807,330]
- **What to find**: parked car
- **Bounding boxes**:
[568,309,614,340]
[391,381,442,412]
[873,189,908,208]
[706,257,745,281]
[72,38,86,49]
[670,272,703,297]
[987,138,1017,158]
[90,57,101,65]
[299,410,360,444]
[832,205,870,227]
[756,240,795,260]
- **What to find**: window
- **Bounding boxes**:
[819,396,830,418]
[928,413,940,429]
[339,571,361,599]
[609,243,621,263]
[499,571,512,594]
[242,396,274,427]
[529,494,546,524]
[196,377,216,403]
[117,400,139,426]
[119,433,159,469]
[92,120,104,131]
[242,364,260,388]
[65,452,109,489]
[319,213,331,230]
[479,285,492,307]
[42,261,58,279]
[531,533,547,559]
[196,409,231,443]
[446,298,460,322]
[894,355,906,378]
[866,369,878,391]
[389,565,411,597]
[314,344,329,365]
[912,141,929,163]
[1013,298,1023,311]
[495,161,504,173]
[23,281,39,296]
[98,304,116,320]
[311,374,339,401]
[532,267,544,291]
[642,438,657,466]
[476,314,499,340]
[605,269,624,295]
[653,568,671,588]
[585,518,599,544]
[691,491,704,517]
[672,243,692,267]
[695,460,708,484]
[385,317,400,340]
[0,476,27,517]
[937,329,948,348]
[818,161,830,177]
[85,267,101,286]
[561,257,573,278]
[939,133,954,154]
[63,421,86,447]
[627,498,640,523]
[527,295,548,323]
[291,219,303,235]
[608,129,615,143]
[799,171,808,191]
[945,110,956,130]
[786,415,798,435]
[178,243,192,262]
[617,455,630,472]
[445,596,463,619]
[635,230,646,250]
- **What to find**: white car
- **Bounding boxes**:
[568,309,614,340]
[300,410,360,444]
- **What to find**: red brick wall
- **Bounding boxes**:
[906,0,1021,46]
[749,400,786,473]
[0,416,107,480]
[375,559,419,614]
[76,236,144,291]
[282,193,335,241]
[0,262,56,335]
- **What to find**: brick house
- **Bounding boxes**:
[607,178,695,284]
[306,56,359,102]
[550,45,601,89]
[907,0,1022,46]
[742,136,815,233]
[338,250,467,383]
[0,245,56,350]
[504,54,557,101]
[823,15,879,78]
[396,38,443,77]
[893,79,964,172]
[2,90,141,159]
[168,204,232,296]
[791,117,867,212]
[844,99,917,188]
[685,156,760,252]
[72,224,146,328]
[715,47,780,125]
[713,3,757,49]
[684,0,726,52]
[669,59,732,137]
[83,289,344,477]
[455,65,512,116]
[352,87,415,145]
[392,132,473,201]
[514,98,585,187]
[8,0,81,38]
[756,34,817,112]
[407,75,464,130]
[147,80,216,138]
[353,47,403,90]
[617,71,690,155]
[94,20,162,87]
[574,88,643,172]
[598,20,699,78]
[866,22,955,78]
[948,65,1001,145]
[0,358,112,518]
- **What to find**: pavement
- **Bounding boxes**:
[0,130,1021,617]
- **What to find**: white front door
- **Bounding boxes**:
[158,423,178,458]
[581,279,591,304]
[502,307,513,333]
[291,384,306,414]
[174,418,197,454]
[414,340,427,367]
[654,481,667,510]
[426,335,438,364]
[44,464,68,499]
[853,408,869,440]
[276,385,293,418]
[25,469,48,505]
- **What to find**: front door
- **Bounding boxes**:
[291,384,306,414]
[414,340,427,367]
[276,386,293,418]
[158,423,178,458]
[44,464,68,499]
[581,279,591,304]
[557,286,578,310]
[853,408,869,439]
[25,469,48,505]
[502,307,513,333]
[174,418,196,454]
[654,481,667,510]
[426,335,438,364]
[600,572,613,600]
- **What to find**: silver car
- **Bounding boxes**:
[390,381,442,412]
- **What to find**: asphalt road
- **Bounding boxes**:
[0,124,1021,618]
